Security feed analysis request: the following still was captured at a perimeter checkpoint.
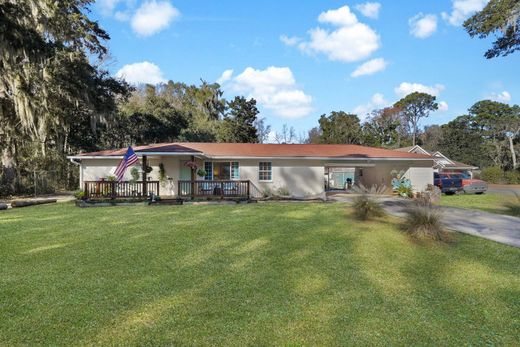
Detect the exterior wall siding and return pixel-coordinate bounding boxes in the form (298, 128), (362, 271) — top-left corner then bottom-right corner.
(79, 156), (434, 196)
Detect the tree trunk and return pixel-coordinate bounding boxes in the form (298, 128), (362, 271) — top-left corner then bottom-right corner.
(507, 135), (517, 169)
(1, 146), (16, 195)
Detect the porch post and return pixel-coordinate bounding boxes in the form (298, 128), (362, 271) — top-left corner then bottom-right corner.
(190, 155), (195, 199)
(142, 155), (148, 197)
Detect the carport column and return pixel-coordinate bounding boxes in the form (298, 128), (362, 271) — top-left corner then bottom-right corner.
(142, 155), (148, 197)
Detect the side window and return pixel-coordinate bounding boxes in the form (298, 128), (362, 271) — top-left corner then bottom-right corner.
(259, 162), (272, 181)
(231, 162), (240, 180)
(204, 162), (213, 180)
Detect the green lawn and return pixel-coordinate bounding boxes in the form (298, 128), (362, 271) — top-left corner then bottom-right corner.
(1, 202), (519, 346)
(439, 193), (519, 216)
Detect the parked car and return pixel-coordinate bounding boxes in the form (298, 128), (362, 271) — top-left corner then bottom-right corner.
(442, 172), (488, 194)
(433, 173), (463, 195)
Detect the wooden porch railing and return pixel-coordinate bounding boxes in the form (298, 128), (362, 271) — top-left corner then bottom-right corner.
(83, 181), (160, 199)
(178, 180), (250, 199)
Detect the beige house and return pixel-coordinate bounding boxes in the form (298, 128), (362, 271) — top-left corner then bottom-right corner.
(69, 143), (435, 198)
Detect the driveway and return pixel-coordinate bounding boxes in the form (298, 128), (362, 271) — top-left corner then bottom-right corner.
(329, 194), (520, 248)
(487, 184), (520, 196)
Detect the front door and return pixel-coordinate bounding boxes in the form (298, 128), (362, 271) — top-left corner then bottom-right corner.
(180, 161), (192, 180)
(180, 161), (192, 195)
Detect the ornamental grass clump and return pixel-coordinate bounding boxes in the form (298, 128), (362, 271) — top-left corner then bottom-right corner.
(351, 184), (386, 220)
(505, 193), (520, 217)
(403, 201), (450, 241)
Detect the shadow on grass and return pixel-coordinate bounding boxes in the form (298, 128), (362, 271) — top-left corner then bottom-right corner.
(1, 203), (519, 346)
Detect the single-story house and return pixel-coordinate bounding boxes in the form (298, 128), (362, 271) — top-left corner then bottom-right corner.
(68, 143), (435, 198)
(396, 145), (478, 177)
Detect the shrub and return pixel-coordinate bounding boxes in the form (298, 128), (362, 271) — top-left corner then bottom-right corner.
(481, 166), (503, 184)
(276, 186), (290, 196)
(505, 193), (520, 217)
(403, 202), (450, 241)
(351, 184), (386, 220)
(74, 190), (86, 200)
(352, 195), (385, 220)
(504, 171), (520, 184)
(262, 187), (273, 198)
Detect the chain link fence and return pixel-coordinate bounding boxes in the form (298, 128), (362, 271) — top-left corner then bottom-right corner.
(31, 170), (58, 196)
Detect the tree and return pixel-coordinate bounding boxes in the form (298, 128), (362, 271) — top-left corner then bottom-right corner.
(317, 111), (362, 144)
(0, 0), (130, 193)
(274, 124), (296, 144)
(394, 92), (438, 146)
(254, 117), (272, 144)
(362, 107), (401, 148)
(464, 0), (520, 58)
(438, 115), (488, 167)
(218, 97), (259, 143)
(420, 125), (444, 151)
(469, 100), (520, 169)
(306, 127), (322, 144)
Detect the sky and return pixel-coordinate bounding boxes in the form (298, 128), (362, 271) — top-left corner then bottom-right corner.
(92, 0), (519, 137)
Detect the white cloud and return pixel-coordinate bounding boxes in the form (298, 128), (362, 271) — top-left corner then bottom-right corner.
(438, 101), (449, 111)
(224, 66), (313, 119)
(131, 1), (180, 37)
(115, 61), (166, 85)
(353, 93), (390, 119)
(287, 5), (380, 63)
(441, 0), (489, 26)
(97, 0), (122, 15)
(394, 82), (445, 98)
(216, 69), (234, 85)
(355, 2), (381, 19)
(351, 58), (387, 77)
(280, 35), (301, 46)
(488, 91), (512, 102)
(409, 13), (437, 38)
(114, 10), (130, 21)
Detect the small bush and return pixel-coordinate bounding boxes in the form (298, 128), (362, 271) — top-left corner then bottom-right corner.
(352, 195), (385, 220)
(505, 193), (520, 217)
(276, 186), (291, 196)
(481, 166), (503, 184)
(351, 184), (386, 220)
(403, 202), (450, 241)
(504, 171), (520, 184)
(262, 187), (273, 198)
(74, 190), (86, 200)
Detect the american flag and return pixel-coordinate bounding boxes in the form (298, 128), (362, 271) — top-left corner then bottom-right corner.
(115, 147), (139, 182)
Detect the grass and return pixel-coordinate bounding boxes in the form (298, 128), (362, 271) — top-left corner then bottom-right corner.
(0, 202), (519, 346)
(439, 193), (519, 216)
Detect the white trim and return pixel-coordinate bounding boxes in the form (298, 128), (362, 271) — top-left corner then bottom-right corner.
(407, 145), (431, 156)
(258, 161), (272, 182)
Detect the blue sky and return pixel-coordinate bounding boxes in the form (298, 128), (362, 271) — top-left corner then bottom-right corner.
(92, 0), (519, 136)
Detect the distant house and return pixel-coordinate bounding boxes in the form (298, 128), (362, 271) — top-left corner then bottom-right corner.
(68, 143), (435, 198)
(396, 145), (478, 176)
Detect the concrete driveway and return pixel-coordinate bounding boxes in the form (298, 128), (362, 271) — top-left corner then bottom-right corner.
(329, 194), (520, 248)
(487, 184), (520, 196)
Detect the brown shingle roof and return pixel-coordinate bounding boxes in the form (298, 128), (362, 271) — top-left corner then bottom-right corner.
(76, 142), (433, 159)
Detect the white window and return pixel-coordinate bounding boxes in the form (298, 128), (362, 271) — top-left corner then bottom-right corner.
(259, 162), (272, 181)
(231, 162), (240, 180)
(204, 162), (213, 180)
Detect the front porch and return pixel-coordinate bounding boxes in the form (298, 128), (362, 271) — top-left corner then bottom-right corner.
(82, 179), (253, 201)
